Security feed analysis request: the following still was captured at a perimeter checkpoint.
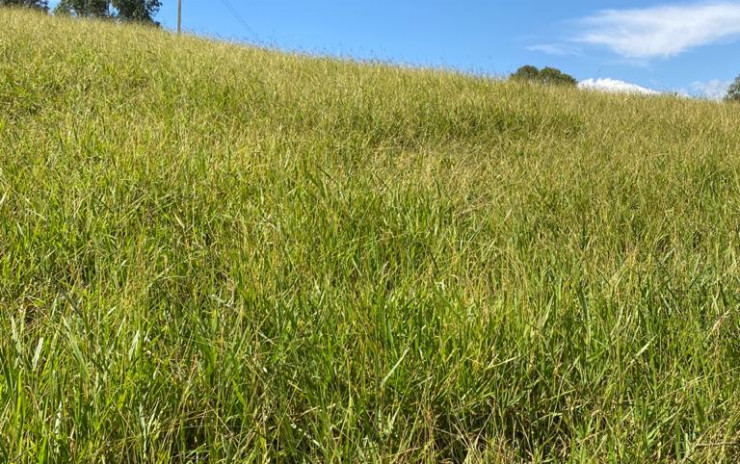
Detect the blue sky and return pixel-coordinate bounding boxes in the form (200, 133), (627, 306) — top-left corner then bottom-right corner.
(53, 1), (740, 97)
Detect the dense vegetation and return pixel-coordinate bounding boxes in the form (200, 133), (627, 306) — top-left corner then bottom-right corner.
(1, 9), (740, 464)
(54, 0), (161, 23)
(0, 0), (161, 22)
(0, 0), (48, 10)
(510, 65), (577, 87)
(726, 74), (740, 102)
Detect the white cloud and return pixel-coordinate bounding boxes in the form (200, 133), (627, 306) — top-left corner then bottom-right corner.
(526, 43), (581, 56)
(691, 79), (732, 99)
(575, 1), (740, 59)
(578, 78), (660, 95)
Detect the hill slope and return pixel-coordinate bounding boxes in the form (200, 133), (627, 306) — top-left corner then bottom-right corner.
(2, 9), (740, 464)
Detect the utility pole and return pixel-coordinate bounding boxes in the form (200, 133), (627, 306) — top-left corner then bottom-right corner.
(177, 0), (182, 34)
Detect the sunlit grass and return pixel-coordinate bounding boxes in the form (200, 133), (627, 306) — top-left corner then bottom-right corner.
(1, 8), (740, 464)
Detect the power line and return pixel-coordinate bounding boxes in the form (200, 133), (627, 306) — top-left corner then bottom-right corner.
(216, 0), (260, 42)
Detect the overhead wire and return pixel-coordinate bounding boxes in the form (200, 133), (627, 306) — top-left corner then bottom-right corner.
(215, 0), (261, 42)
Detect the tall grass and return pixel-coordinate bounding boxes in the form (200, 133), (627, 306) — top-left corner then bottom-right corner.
(1, 8), (740, 463)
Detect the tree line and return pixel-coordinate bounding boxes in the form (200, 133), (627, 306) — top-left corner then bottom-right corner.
(510, 65), (578, 87)
(0, 0), (161, 24)
(726, 78), (740, 102)
(511, 65), (740, 102)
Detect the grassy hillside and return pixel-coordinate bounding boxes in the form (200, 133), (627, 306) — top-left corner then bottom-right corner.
(2, 8), (740, 464)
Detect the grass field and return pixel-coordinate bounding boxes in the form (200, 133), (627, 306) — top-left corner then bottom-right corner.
(2, 8), (740, 463)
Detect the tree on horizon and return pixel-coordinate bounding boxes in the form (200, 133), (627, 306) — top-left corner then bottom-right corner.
(55, 0), (161, 24)
(726, 75), (740, 102)
(0, 0), (49, 10)
(511, 65), (577, 87)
